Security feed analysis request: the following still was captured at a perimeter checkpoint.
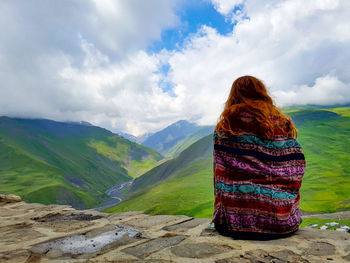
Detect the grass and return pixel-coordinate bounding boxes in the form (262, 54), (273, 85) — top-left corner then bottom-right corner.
(2, 106), (349, 214)
(128, 159), (161, 178)
(0, 117), (162, 208)
(88, 138), (162, 178)
(107, 106), (350, 217)
(325, 107), (350, 118)
(293, 110), (350, 212)
(105, 160), (214, 218)
(25, 184), (98, 209)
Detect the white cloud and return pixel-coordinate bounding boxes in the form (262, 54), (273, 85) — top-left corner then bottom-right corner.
(211, 0), (244, 15)
(89, 0), (179, 53)
(0, 0), (180, 135)
(274, 73), (350, 106)
(0, 0), (349, 136)
(163, 0), (350, 126)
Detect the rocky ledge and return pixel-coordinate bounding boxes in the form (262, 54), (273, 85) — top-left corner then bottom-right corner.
(0, 196), (350, 262)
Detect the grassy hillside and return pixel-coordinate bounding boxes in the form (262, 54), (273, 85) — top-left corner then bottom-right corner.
(0, 117), (162, 208)
(288, 108), (350, 212)
(107, 106), (350, 217)
(165, 126), (214, 158)
(106, 135), (214, 217)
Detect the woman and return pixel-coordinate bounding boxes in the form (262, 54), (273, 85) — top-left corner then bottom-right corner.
(212, 76), (305, 240)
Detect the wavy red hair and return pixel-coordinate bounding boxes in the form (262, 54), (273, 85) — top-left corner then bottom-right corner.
(216, 76), (297, 139)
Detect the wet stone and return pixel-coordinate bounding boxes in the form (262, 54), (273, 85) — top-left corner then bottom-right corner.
(163, 218), (211, 232)
(85, 225), (116, 238)
(306, 242), (336, 256)
(122, 235), (186, 259)
(170, 243), (231, 258)
(33, 225), (141, 255)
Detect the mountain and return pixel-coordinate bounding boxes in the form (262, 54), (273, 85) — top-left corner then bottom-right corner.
(165, 125), (214, 158)
(287, 107), (350, 213)
(118, 132), (154, 144)
(106, 134), (214, 217)
(117, 132), (138, 143)
(0, 117), (162, 209)
(107, 106), (350, 217)
(141, 120), (202, 155)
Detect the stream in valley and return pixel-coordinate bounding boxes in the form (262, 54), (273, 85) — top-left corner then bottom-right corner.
(93, 180), (133, 211)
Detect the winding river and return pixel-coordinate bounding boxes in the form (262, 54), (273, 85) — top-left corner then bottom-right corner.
(94, 180), (133, 211)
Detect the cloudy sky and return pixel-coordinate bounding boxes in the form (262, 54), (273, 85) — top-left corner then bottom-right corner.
(0, 0), (349, 135)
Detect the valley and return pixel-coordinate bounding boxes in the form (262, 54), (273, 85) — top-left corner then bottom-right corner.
(107, 106), (350, 217)
(0, 117), (162, 209)
(1, 105), (349, 217)
(94, 180), (133, 211)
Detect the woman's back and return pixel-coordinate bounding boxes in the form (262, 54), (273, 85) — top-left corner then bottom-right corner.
(213, 76), (306, 237)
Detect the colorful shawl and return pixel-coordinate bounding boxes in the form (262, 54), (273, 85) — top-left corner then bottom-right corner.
(213, 131), (306, 234)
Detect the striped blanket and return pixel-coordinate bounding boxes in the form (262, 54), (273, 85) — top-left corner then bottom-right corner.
(213, 132), (306, 234)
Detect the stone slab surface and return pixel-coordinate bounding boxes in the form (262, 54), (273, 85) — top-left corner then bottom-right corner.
(122, 235), (186, 259)
(0, 200), (350, 262)
(163, 218), (211, 232)
(170, 242), (231, 258)
(123, 214), (190, 229)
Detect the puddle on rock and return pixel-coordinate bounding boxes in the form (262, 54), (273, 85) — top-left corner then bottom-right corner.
(34, 225), (141, 255)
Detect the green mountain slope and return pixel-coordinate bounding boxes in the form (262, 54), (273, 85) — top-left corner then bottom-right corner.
(106, 135), (214, 217)
(107, 106), (350, 217)
(0, 117), (162, 208)
(289, 108), (350, 213)
(165, 126), (214, 158)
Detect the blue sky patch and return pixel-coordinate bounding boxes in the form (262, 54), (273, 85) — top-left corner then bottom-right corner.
(148, 0), (236, 53)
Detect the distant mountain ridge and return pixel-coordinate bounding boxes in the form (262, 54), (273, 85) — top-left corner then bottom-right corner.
(0, 117), (162, 209)
(141, 120), (202, 155)
(133, 120), (214, 157)
(165, 125), (214, 158)
(118, 120), (214, 157)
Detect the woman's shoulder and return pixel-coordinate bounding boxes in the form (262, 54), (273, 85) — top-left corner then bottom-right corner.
(213, 130), (301, 149)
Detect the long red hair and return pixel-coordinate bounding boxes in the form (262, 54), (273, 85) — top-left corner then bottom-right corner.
(216, 76), (297, 139)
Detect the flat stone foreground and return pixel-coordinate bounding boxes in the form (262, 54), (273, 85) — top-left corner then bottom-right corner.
(0, 201), (349, 262)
